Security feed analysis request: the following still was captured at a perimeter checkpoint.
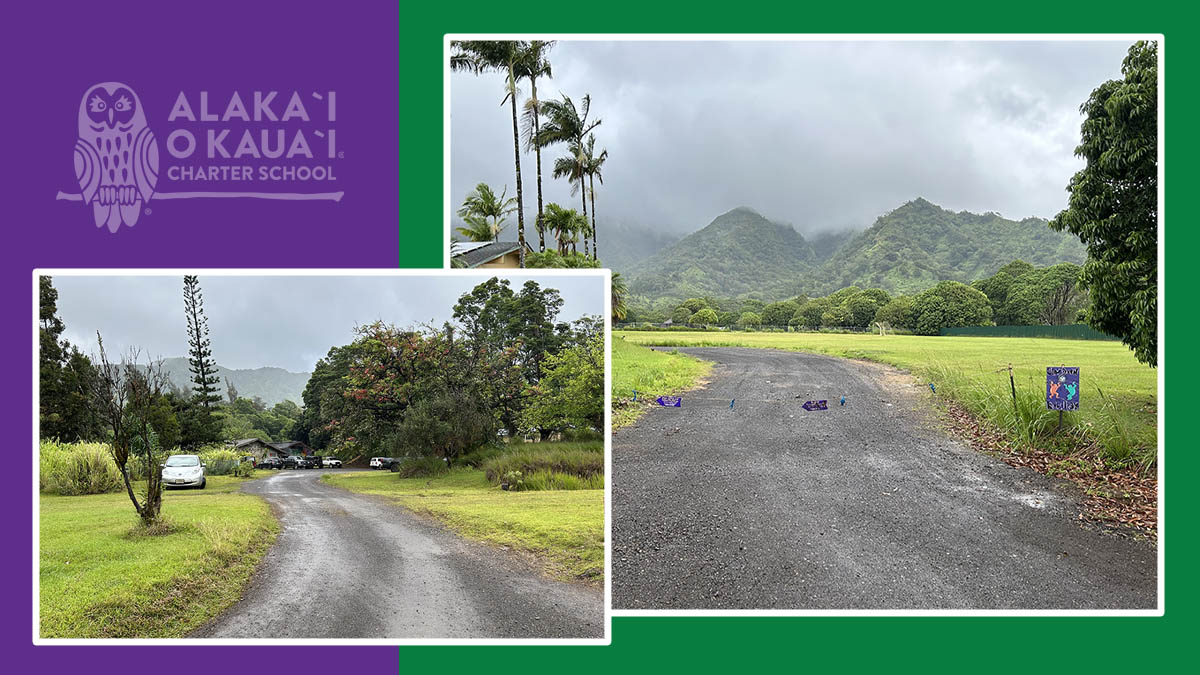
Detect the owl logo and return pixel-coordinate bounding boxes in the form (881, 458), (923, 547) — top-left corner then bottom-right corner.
(74, 82), (158, 233)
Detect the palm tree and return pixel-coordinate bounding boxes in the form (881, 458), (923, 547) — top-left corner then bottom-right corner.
(456, 182), (515, 242)
(581, 134), (607, 260)
(536, 94), (600, 252)
(518, 41), (555, 253)
(543, 202), (586, 255)
(551, 152), (587, 254)
(611, 272), (629, 322)
(450, 40), (530, 266)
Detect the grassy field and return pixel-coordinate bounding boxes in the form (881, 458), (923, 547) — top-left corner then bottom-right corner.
(611, 337), (712, 428)
(616, 331), (1157, 470)
(323, 460), (604, 583)
(39, 474), (278, 638)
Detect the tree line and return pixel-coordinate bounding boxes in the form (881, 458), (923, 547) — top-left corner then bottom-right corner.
(291, 277), (602, 459)
(622, 259), (1091, 336)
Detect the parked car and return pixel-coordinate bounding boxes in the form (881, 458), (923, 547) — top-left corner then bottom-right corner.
(378, 457), (408, 471)
(259, 457), (283, 470)
(322, 457), (342, 468)
(369, 457), (386, 469)
(282, 456), (301, 469)
(162, 454), (206, 489)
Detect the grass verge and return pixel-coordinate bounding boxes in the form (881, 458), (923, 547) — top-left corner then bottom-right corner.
(611, 337), (712, 428)
(322, 465), (603, 583)
(617, 330), (1156, 470)
(39, 474), (278, 638)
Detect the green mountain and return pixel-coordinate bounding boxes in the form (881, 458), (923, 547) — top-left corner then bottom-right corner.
(158, 357), (310, 407)
(820, 198), (1086, 294)
(622, 199), (1086, 301)
(626, 207), (818, 299)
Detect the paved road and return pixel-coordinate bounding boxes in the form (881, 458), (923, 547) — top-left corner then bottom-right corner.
(194, 469), (603, 638)
(613, 347), (1156, 610)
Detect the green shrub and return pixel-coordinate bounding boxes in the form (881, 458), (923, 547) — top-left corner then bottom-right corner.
(501, 470), (525, 490)
(39, 441), (123, 496)
(197, 447), (250, 475)
(230, 461), (255, 478)
(395, 456), (451, 478)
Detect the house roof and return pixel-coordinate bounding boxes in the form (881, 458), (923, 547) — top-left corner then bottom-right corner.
(268, 441), (308, 450)
(453, 241), (523, 268)
(232, 438), (268, 447)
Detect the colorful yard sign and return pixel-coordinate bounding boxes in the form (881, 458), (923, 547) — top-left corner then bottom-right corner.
(801, 400), (828, 411)
(1046, 367), (1080, 411)
(656, 395), (682, 407)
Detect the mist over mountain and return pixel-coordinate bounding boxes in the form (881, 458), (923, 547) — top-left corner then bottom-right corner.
(157, 358), (310, 407)
(599, 223), (682, 273)
(619, 198), (1086, 301)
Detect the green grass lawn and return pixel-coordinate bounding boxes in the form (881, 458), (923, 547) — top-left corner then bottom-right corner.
(616, 330), (1157, 469)
(611, 337), (712, 428)
(322, 467), (604, 583)
(39, 474), (278, 638)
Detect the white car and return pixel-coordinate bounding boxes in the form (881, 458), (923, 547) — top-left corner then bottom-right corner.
(322, 457), (342, 468)
(369, 457), (386, 469)
(162, 454), (206, 489)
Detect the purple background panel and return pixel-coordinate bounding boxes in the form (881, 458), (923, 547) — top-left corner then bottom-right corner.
(3, 1), (399, 671)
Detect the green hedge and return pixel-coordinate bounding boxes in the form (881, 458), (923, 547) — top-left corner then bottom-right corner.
(940, 324), (1117, 340)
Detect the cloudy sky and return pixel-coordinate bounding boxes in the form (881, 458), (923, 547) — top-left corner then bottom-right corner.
(51, 274), (605, 372)
(450, 39), (1132, 235)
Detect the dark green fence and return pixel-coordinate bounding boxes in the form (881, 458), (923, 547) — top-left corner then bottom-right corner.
(940, 324), (1117, 340)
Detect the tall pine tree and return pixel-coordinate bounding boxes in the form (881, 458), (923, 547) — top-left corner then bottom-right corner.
(180, 276), (223, 447)
(183, 275), (222, 407)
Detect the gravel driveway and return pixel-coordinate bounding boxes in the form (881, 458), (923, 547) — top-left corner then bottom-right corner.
(193, 469), (604, 638)
(612, 347), (1157, 610)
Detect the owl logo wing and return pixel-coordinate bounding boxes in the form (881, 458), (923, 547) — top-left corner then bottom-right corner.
(73, 138), (103, 205)
(131, 126), (158, 202)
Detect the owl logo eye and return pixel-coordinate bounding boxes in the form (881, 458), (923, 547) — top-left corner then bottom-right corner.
(89, 95), (107, 112)
(114, 95), (133, 112)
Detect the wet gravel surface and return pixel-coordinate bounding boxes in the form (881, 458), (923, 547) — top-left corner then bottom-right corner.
(193, 469), (604, 638)
(612, 347), (1157, 610)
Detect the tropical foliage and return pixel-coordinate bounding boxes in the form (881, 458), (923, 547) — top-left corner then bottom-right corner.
(452, 41), (611, 268)
(456, 182), (516, 242)
(1050, 41), (1158, 366)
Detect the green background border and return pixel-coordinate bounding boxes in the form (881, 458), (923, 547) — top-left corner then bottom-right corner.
(402, 2), (1187, 668)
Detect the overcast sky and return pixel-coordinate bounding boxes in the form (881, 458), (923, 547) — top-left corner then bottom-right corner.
(450, 39), (1133, 234)
(52, 274), (604, 372)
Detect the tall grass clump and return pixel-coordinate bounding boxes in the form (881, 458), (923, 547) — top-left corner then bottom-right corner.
(39, 441), (122, 496)
(923, 361), (1152, 469)
(517, 469), (604, 491)
(482, 442), (603, 490)
(1093, 387), (1156, 471)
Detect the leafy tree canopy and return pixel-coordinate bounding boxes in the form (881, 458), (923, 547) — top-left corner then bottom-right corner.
(1050, 41), (1157, 366)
